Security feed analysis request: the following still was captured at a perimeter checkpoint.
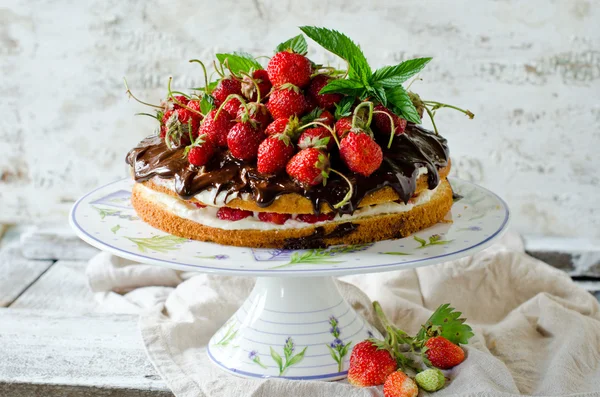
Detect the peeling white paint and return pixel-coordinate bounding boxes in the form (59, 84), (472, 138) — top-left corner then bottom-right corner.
(1, 0), (599, 239)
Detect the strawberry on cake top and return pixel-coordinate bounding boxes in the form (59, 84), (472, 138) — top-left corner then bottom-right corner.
(125, 26), (473, 248)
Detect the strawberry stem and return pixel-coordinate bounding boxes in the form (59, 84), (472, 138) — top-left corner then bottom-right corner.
(351, 101), (373, 129)
(424, 107), (439, 135)
(189, 59), (210, 94)
(167, 77), (204, 118)
(123, 78), (164, 109)
(299, 121), (340, 148)
(330, 169), (353, 209)
(240, 71), (262, 103)
(423, 101), (475, 119)
(373, 110), (397, 148)
(214, 93), (247, 121)
(212, 60), (225, 78)
(135, 112), (161, 122)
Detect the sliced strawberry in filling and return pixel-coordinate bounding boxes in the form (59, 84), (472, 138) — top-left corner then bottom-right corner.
(191, 201), (206, 208)
(216, 207), (253, 221)
(296, 213), (335, 223)
(258, 212), (291, 225)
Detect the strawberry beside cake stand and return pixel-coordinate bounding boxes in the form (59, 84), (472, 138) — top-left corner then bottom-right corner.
(70, 177), (509, 381)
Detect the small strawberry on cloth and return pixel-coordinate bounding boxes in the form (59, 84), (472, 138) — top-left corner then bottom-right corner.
(87, 232), (600, 396)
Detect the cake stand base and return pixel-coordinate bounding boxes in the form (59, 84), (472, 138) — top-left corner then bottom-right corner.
(207, 276), (382, 381)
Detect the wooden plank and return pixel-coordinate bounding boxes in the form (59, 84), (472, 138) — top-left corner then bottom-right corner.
(10, 260), (98, 313)
(19, 225), (99, 261)
(0, 243), (53, 307)
(0, 309), (171, 396)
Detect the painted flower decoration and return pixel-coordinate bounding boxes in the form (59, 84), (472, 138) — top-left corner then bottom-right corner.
(326, 315), (352, 372)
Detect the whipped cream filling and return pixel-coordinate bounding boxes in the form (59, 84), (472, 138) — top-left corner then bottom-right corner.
(137, 182), (439, 231)
(150, 167), (429, 207)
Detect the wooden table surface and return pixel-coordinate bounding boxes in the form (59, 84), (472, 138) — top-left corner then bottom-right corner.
(1, 225), (598, 396)
(0, 226), (172, 396)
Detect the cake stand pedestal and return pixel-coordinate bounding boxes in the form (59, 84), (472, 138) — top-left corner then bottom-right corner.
(207, 276), (381, 380)
(70, 177), (509, 381)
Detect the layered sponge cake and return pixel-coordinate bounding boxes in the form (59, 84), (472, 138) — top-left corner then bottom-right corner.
(125, 26), (470, 248)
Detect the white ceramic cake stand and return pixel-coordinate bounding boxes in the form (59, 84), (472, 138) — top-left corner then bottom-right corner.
(70, 177), (509, 381)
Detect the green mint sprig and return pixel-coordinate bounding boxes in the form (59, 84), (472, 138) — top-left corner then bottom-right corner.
(299, 26), (427, 124)
(215, 51), (262, 75)
(300, 26), (372, 84)
(276, 34), (308, 54)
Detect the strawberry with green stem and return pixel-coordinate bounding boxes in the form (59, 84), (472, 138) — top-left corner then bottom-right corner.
(185, 134), (214, 167)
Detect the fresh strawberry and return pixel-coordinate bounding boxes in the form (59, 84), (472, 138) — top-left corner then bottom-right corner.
(171, 95), (189, 109)
(383, 371), (418, 397)
(424, 336), (465, 369)
(304, 95), (318, 113)
(161, 108), (198, 146)
(307, 75), (343, 110)
(198, 109), (235, 148)
(186, 134), (214, 166)
(335, 116), (353, 138)
(257, 212), (291, 224)
(316, 109), (335, 126)
(176, 107), (200, 134)
(227, 122), (265, 161)
(414, 368), (445, 392)
(347, 340), (397, 387)
(373, 105), (407, 136)
(213, 77), (242, 106)
(257, 134), (295, 174)
(186, 99), (201, 113)
(267, 84), (307, 120)
(267, 51), (312, 88)
(237, 103), (271, 131)
(216, 207), (253, 221)
(286, 148), (329, 186)
(296, 213), (335, 223)
(265, 117), (300, 137)
(213, 78), (243, 117)
(297, 127), (334, 151)
(340, 131), (383, 176)
(241, 69), (272, 102)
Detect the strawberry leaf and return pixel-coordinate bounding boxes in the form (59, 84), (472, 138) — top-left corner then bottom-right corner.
(334, 96), (355, 119)
(386, 85), (422, 124)
(199, 94), (215, 115)
(417, 303), (475, 345)
(319, 78), (365, 97)
(371, 58), (432, 88)
(299, 26), (372, 84)
(216, 52), (262, 75)
(276, 34), (308, 55)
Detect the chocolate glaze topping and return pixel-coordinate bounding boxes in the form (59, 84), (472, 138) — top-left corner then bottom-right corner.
(126, 124), (449, 215)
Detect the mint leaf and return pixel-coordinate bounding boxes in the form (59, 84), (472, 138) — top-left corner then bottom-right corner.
(200, 94), (214, 114)
(276, 34), (308, 55)
(216, 52), (262, 75)
(319, 78), (365, 96)
(417, 304), (475, 345)
(367, 85), (387, 106)
(386, 85), (422, 124)
(371, 58), (432, 88)
(299, 26), (372, 84)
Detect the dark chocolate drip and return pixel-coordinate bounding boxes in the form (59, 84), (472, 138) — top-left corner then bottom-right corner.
(126, 124), (449, 213)
(283, 223), (358, 249)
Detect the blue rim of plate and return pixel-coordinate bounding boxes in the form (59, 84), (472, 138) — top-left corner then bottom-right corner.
(69, 177), (510, 276)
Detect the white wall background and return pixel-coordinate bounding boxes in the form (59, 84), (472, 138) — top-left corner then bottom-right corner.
(1, 0), (599, 238)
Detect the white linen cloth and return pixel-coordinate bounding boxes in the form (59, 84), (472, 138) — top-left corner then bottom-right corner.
(86, 233), (600, 396)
